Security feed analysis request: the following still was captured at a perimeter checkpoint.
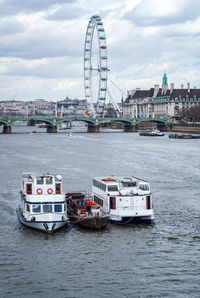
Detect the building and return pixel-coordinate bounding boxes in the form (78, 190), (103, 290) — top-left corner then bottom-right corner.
(0, 99), (57, 116)
(122, 73), (200, 119)
(57, 97), (87, 117)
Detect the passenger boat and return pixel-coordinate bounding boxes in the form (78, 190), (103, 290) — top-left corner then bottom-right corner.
(92, 176), (154, 224)
(17, 173), (68, 233)
(139, 129), (164, 136)
(65, 192), (109, 229)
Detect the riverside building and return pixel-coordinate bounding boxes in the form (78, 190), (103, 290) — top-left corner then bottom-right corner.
(122, 73), (200, 119)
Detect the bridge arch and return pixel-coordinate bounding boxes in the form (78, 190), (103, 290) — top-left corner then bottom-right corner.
(0, 119), (8, 126)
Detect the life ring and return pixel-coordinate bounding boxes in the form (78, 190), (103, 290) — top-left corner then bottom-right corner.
(47, 188), (53, 194)
(37, 188), (43, 195)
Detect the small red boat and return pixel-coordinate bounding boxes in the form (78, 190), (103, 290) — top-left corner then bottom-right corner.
(38, 124), (49, 128)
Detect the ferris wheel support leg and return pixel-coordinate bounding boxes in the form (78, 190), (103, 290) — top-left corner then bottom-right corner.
(87, 124), (99, 133)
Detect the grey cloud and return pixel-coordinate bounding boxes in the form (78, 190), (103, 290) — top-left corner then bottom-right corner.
(124, 0), (200, 26)
(0, 17), (25, 35)
(46, 3), (87, 20)
(0, 0), (76, 16)
(0, 20), (84, 60)
(46, 4), (112, 21)
(1, 57), (81, 79)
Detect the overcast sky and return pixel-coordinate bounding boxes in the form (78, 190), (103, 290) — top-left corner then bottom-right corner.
(1, 0), (200, 102)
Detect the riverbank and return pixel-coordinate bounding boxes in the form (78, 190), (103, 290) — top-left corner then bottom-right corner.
(168, 124), (200, 133)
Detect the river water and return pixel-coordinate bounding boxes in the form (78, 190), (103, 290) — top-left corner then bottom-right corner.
(0, 125), (200, 298)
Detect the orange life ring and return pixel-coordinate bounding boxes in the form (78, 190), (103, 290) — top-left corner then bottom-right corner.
(47, 188), (53, 194)
(37, 188), (43, 195)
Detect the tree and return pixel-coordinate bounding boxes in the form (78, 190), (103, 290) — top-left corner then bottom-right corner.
(181, 104), (200, 123)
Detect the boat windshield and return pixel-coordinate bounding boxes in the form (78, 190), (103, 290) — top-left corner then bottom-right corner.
(32, 204), (41, 213)
(46, 176), (53, 185)
(122, 182), (137, 187)
(139, 184), (149, 191)
(43, 204), (52, 213)
(36, 177), (44, 185)
(54, 204), (62, 212)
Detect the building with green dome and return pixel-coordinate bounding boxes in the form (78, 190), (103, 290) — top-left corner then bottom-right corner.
(122, 73), (200, 119)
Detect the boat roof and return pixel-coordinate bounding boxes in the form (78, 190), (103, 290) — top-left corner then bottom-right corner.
(22, 173), (62, 180)
(94, 176), (148, 184)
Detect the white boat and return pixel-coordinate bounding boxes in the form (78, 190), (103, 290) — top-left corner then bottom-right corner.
(92, 176), (155, 224)
(17, 173), (68, 233)
(139, 129), (164, 136)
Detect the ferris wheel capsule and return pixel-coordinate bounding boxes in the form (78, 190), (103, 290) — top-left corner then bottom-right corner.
(84, 15), (108, 118)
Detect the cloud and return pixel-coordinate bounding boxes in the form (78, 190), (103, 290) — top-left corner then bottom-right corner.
(0, 17), (25, 35)
(0, 56), (82, 78)
(0, 0), (200, 101)
(0, 13), (86, 59)
(0, 0), (76, 16)
(124, 0), (200, 26)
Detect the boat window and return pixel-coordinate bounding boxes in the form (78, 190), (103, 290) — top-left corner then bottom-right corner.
(46, 176), (53, 185)
(32, 204), (41, 213)
(54, 204), (62, 212)
(43, 204), (52, 213)
(26, 204), (30, 212)
(122, 182), (137, 187)
(93, 179), (106, 191)
(26, 183), (32, 194)
(37, 177), (44, 185)
(55, 183), (61, 194)
(94, 195), (103, 206)
(107, 185), (118, 192)
(139, 184), (149, 191)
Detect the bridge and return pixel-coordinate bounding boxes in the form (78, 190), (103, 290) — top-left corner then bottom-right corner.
(0, 116), (168, 133)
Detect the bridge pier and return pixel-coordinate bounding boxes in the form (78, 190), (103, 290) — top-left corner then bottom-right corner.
(87, 125), (99, 133)
(3, 125), (12, 134)
(124, 125), (136, 132)
(46, 125), (57, 133)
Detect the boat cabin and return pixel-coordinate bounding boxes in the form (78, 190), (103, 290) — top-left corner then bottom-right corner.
(21, 173), (62, 196)
(92, 176), (154, 223)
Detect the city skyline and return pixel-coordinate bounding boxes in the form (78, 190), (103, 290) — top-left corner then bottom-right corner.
(0, 0), (200, 101)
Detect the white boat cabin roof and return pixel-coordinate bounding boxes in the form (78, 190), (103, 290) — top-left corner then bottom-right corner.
(22, 173), (62, 182)
(93, 176), (148, 185)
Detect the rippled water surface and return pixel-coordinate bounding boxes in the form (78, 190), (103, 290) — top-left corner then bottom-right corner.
(0, 126), (200, 297)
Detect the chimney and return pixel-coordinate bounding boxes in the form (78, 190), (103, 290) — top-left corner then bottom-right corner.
(153, 84), (159, 97)
(187, 83), (190, 93)
(170, 83), (174, 94)
(194, 86), (196, 89)
(181, 84), (184, 89)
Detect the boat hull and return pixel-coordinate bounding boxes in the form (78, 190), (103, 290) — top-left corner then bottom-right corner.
(111, 216), (154, 225)
(77, 215), (109, 229)
(140, 133), (164, 136)
(17, 209), (67, 233)
(69, 213), (109, 230)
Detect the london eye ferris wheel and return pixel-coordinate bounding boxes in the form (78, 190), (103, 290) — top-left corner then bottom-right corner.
(84, 15), (108, 118)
